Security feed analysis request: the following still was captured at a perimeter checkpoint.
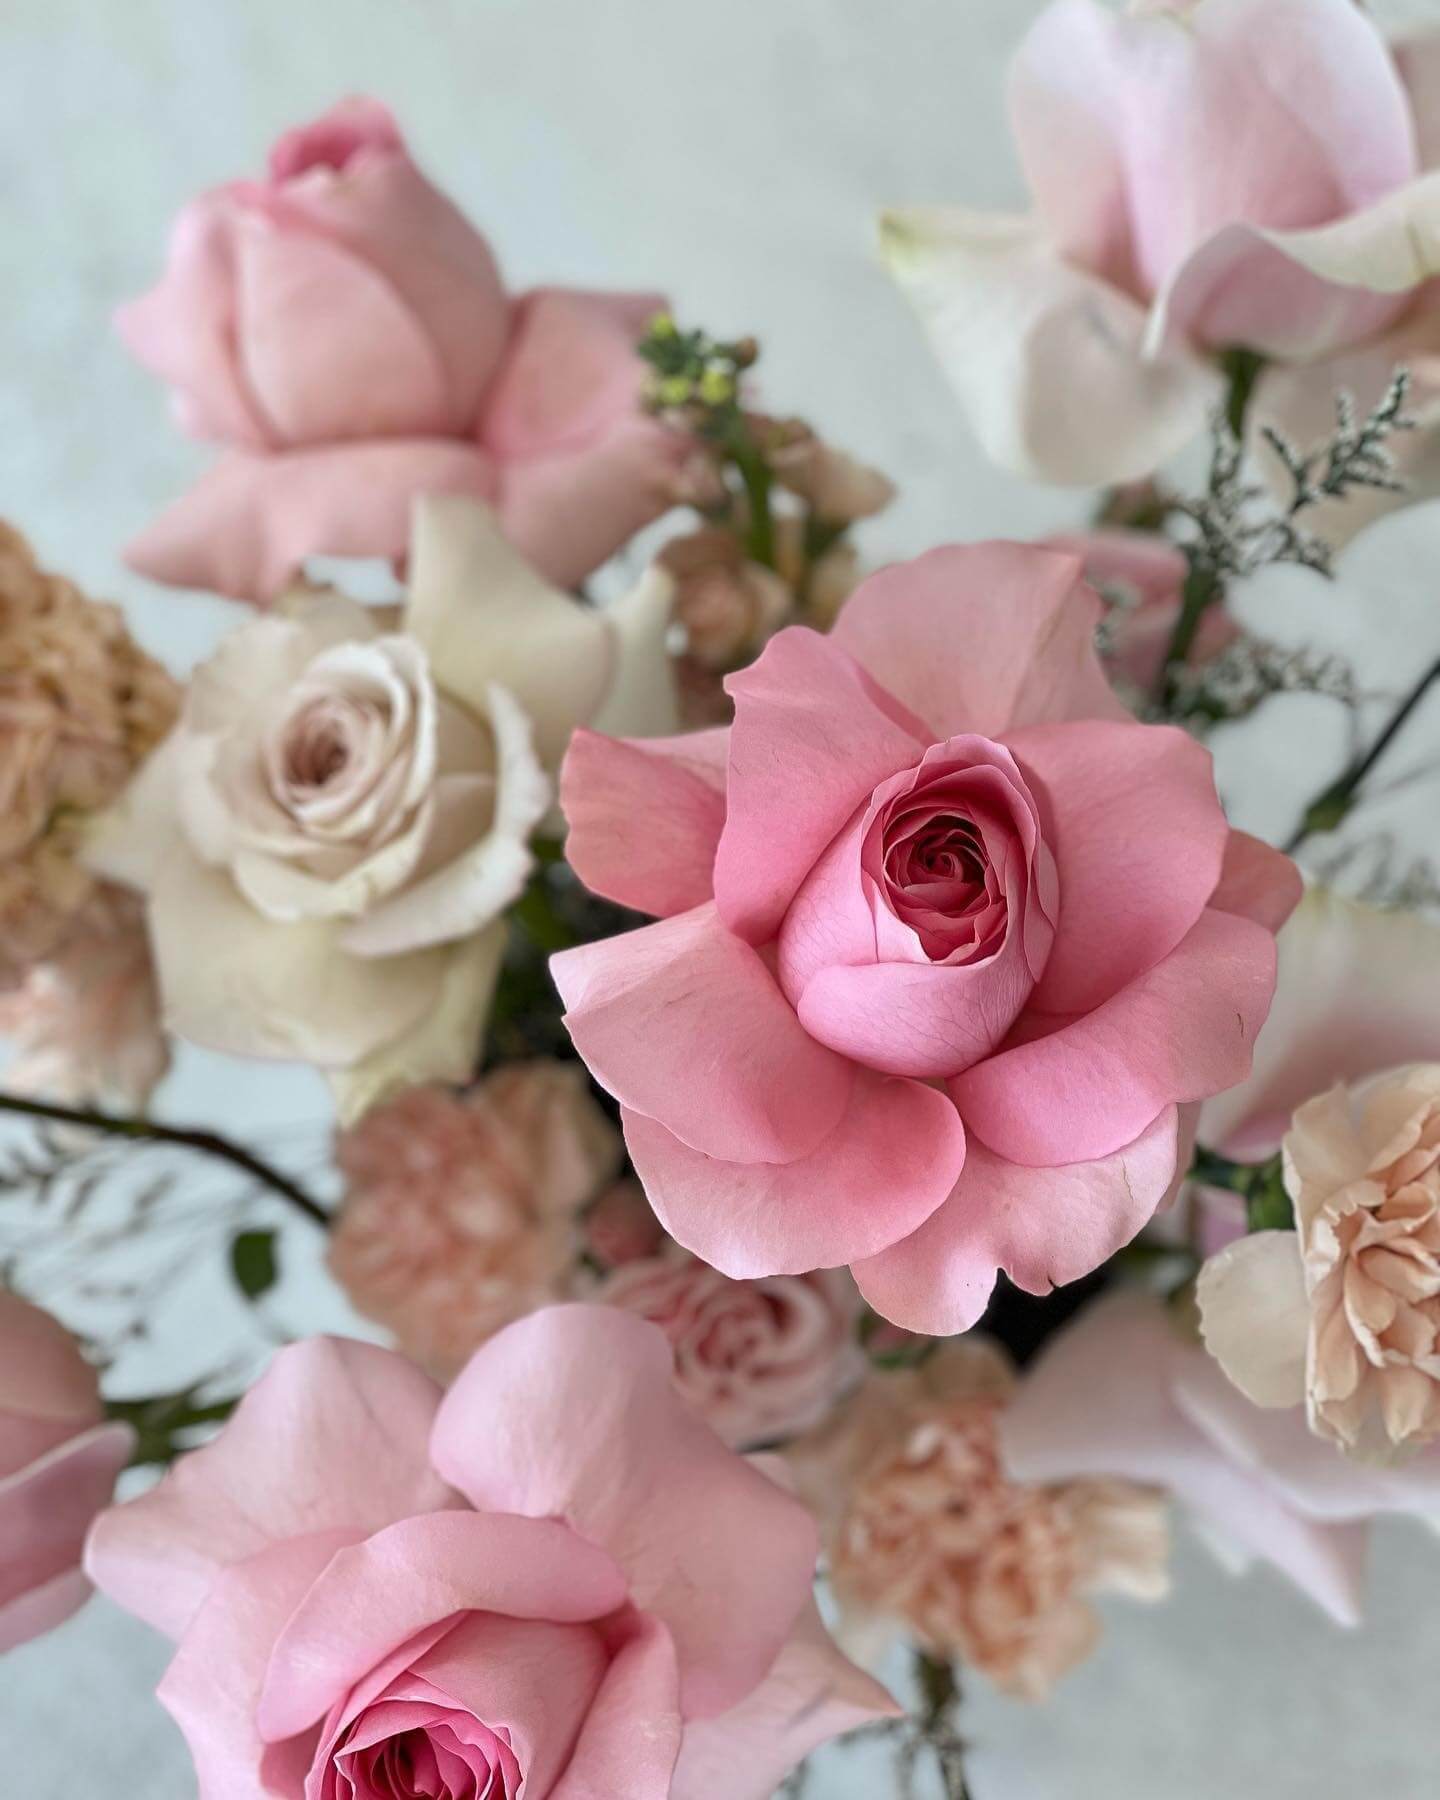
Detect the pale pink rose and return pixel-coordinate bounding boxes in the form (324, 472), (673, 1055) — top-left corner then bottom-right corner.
(553, 544), (1299, 1333)
(883, 0), (1440, 486)
(1200, 1064), (1440, 1462)
(120, 96), (686, 602)
(0, 524), (179, 985)
(592, 1250), (863, 1449)
(1002, 1291), (1440, 1625)
(0, 883), (169, 1109)
(85, 1307), (897, 1797)
(1201, 888), (1440, 1163)
(0, 1291), (133, 1653)
(582, 1178), (666, 1269)
(89, 496), (678, 1119)
(1043, 530), (1237, 694)
(330, 1065), (622, 1377)
(791, 1341), (1168, 1699)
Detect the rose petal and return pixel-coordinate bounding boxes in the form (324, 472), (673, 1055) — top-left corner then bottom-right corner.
(954, 907), (1277, 1166)
(1201, 887), (1440, 1160)
(830, 541), (1127, 741)
(401, 493), (613, 768)
(232, 212), (452, 441)
(713, 628), (926, 943)
(559, 727), (728, 917)
(550, 1615), (683, 1800)
(623, 1072), (967, 1277)
(1208, 831), (1304, 935)
(1196, 1231), (1310, 1409)
(258, 1512), (627, 1740)
(879, 205), (1220, 487)
(125, 441), (498, 605)
(155, 1531), (361, 1800)
(670, 1599), (899, 1800)
(552, 903), (855, 1163)
(431, 1306), (819, 1718)
(1004, 719), (1230, 1014)
(853, 1108), (1179, 1334)
(85, 1337), (453, 1639)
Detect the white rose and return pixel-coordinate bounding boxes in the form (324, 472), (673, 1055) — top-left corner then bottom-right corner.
(90, 495), (676, 1118)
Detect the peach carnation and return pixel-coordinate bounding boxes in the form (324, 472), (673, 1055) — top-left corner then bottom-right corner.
(0, 524), (178, 985)
(328, 1062), (621, 1376)
(792, 1341), (1169, 1698)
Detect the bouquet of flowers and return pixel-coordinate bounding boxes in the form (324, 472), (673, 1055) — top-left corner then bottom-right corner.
(5, 4), (1440, 1793)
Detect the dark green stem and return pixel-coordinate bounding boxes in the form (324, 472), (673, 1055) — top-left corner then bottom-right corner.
(731, 434), (776, 567)
(1285, 654), (1440, 852)
(1153, 346), (1265, 703)
(0, 1091), (329, 1228)
(107, 1390), (240, 1467)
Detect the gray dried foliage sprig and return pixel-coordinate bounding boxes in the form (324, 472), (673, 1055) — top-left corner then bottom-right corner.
(1170, 633), (1359, 724)
(1312, 832), (1440, 913)
(1181, 368), (1417, 582)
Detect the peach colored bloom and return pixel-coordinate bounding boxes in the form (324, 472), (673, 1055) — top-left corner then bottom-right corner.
(1201, 1063), (1440, 1461)
(662, 529), (791, 673)
(592, 1249), (863, 1449)
(0, 525), (178, 986)
(768, 431), (895, 524)
(0, 883), (169, 1109)
(330, 1064), (621, 1376)
(791, 1341), (1168, 1698)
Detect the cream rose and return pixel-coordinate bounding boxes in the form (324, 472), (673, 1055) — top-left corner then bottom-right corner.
(1201, 1063), (1440, 1461)
(91, 495), (676, 1117)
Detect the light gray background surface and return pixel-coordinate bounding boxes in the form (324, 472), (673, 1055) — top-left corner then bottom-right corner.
(5, 1), (1440, 1794)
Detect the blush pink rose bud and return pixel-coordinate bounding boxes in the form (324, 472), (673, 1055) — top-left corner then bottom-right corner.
(120, 97), (688, 601)
(330, 1066), (622, 1377)
(0, 1291), (134, 1653)
(789, 1339), (1169, 1699)
(592, 1249), (864, 1449)
(85, 1306), (898, 1797)
(883, 0), (1440, 486)
(554, 542), (1300, 1334)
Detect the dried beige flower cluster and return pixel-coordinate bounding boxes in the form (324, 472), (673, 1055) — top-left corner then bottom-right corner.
(0, 525), (178, 986)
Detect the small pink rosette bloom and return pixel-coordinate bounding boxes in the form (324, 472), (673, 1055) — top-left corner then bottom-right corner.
(0, 1291), (133, 1653)
(553, 543), (1300, 1333)
(84, 1306), (896, 1798)
(120, 97), (685, 601)
(593, 1250), (864, 1449)
(884, 0), (1440, 487)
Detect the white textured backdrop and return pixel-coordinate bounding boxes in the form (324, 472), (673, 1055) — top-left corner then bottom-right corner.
(5, 0), (1440, 1794)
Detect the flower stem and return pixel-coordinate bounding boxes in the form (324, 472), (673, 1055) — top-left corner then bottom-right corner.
(0, 1091), (330, 1228)
(1285, 653), (1440, 852)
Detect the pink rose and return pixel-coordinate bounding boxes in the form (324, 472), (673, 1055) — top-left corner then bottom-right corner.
(592, 1250), (864, 1448)
(120, 97), (685, 601)
(553, 544), (1299, 1333)
(883, 0), (1440, 486)
(1043, 530), (1236, 695)
(1002, 1291), (1440, 1626)
(0, 1291), (133, 1653)
(84, 1307), (895, 1797)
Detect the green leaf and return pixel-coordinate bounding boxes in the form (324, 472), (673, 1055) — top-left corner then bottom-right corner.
(230, 1229), (279, 1302)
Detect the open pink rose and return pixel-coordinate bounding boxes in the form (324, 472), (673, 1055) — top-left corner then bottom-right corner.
(84, 1306), (895, 1797)
(883, 0), (1440, 486)
(553, 543), (1300, 1333)
(121, 97), (685, 601)
(1002, 1291), (1440, 1626)
(0, 1291), (133, 1653)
